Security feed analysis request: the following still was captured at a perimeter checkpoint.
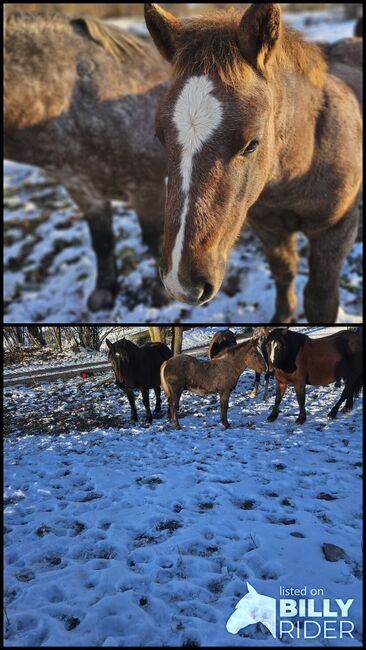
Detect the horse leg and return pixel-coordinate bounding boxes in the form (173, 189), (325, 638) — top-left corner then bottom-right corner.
(263, 371), (270, 401)
(250, 373), (260, 398)
(130, 182), (168, 307)
(66, 190), (118, 312)
(254, 227), (298, 323)
(154, 386), (162, 414)
(219, 391), (231, 429)
(328, 380), (352, 418)
(304, 208), (358, 323)
(294, 381), (306, 424)
(267, 380), (287, 422)
(169, 392), (181, 430)
(141, 387), (153, 424)
(125, 388), (138, 423)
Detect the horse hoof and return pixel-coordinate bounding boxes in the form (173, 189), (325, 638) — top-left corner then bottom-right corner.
(267, 413), (278, 423)
(87, 289), (115, 312)
(327, 410), (337, 419)
(296, 416), (306, 424)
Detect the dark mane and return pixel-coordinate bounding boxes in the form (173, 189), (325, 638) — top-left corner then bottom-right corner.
(173, 10), (327, 88)
(218, 339), (253, 358)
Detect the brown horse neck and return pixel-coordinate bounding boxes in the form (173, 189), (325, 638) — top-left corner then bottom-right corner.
(220, 341), (254, 376)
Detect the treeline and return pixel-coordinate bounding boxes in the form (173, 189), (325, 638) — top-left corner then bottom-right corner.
(3, 326), (185, 356)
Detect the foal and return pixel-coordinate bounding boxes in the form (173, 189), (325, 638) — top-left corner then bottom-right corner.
(161, 341), (266, 429)
(107, 338), (172, 423)
(4, 10), (170, 311)
(144, 3), (362, 323)
(266, 327), (362, 423)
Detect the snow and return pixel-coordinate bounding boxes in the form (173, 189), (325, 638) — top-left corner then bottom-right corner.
(4, 12), (363, 324)
(3, 328), (363, 647)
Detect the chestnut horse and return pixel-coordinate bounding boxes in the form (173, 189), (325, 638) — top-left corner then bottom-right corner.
(161, 340), (266, 429)
(107, 338), (172, 423)
(266, 327), (362, 423)
(144, 3), (362, 323)
(4, 10), (170, 311)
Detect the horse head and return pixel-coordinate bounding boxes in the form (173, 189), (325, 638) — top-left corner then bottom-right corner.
(145, 2), (282, 305)
(265, 327), (289, 370)
(226, 582), (276, 638)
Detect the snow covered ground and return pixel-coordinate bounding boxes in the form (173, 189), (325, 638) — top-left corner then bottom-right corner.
(3, 11), (363, 324)
(3, 328), (363, 647)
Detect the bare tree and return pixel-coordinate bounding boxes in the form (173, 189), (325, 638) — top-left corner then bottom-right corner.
(149, 327), (164, 344)
(27, 326), (46, 347)
(172, 326), (184, 356)
(54, 327), (62, 351)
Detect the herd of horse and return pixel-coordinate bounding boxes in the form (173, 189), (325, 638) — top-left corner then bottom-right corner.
(107, 327), (362, 429)
(4, 3), (363, 322)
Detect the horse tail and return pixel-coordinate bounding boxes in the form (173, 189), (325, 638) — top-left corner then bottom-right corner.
(352, 373), (363, 401)
(160, 360), (170, 398)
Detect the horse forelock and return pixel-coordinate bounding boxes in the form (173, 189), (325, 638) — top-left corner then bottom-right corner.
(172, 10), (327, 89)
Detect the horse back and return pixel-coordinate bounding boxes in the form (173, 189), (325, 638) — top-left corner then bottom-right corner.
(297, 331), (362, 385)
(326, 38), (363, 108)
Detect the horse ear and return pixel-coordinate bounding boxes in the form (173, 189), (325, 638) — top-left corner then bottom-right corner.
(106, 339), (113, 351)
(238, 3), (282, 74)
(144, 3), (180, 63)
(247, 582), (257, 595)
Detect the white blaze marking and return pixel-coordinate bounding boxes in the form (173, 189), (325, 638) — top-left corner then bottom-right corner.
(256, 346), (267, 371)
(164, 76), (223, 298)
(269, 341), (278, 364)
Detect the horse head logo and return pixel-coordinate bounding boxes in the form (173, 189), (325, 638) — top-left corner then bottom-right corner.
(226, 582), (276, 638)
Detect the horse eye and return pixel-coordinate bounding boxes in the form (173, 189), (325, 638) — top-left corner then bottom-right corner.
(241, 139), (260, 157)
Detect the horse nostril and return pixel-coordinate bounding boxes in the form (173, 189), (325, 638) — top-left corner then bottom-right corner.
(200, 282), (214, 304)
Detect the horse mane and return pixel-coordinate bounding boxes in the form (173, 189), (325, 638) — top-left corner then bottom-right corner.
(73, 17), (150, 61)
(4, 9), (151, 62)
(172, 10), (327, 88)
(218, 338), (253, 359)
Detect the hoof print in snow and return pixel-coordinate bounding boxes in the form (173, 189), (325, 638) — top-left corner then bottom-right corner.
(266, 491), (278, 498)
(156, 520), (182, 534)
(99, 521), (111, 530)
(134, 533), (159, 547)
(71, 521), (86, 536)
(172, 503), (183, 513)
(36, 524), (52, 537)
(290, 531), (305, 538)
(317, 492), (337, 501)
(322, 543), (346, 562)
(208, 580), (223, 594)
(239, 499), (256, 510)
(78, 491), (102, 502)
(199, 501), (214, 510)
(139, 596), (148, 607)
(182, 638), (200, 647)
(64, 616), (80, 631)
(281, 498), (294, 507)
(45, 555), (62, 567)
(16, 571), (34, 582)
(136, 476), (163, 486)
